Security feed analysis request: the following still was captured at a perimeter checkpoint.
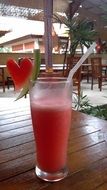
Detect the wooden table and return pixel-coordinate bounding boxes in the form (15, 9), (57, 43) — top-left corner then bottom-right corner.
(0, 105), (107, 190)
(0, 65), (6, 92)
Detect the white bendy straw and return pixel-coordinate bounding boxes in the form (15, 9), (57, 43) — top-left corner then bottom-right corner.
(67, 42), (96, 84)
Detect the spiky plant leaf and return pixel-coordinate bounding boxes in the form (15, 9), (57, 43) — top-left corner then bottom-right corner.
(54, 13), (97, 56)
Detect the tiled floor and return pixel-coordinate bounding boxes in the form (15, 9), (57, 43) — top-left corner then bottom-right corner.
(81, 80), (107, 106)
(0, 80), (107, 109)
(0, 87), (30, 110)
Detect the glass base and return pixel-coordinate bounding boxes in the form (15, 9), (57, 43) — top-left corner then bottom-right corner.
(35, 166), (68, 182)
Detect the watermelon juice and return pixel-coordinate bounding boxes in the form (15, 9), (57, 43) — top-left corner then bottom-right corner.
(30, 79), (72, 181)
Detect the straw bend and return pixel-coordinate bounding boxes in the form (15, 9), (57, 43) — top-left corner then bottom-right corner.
(67, 42), (96, 82)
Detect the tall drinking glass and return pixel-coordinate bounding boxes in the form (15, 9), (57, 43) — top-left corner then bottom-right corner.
(29, 78), (72, 182)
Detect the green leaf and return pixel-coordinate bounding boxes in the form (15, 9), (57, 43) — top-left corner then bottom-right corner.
(15, 81), (29, 101)
(15, 49), (41, 101)
(32, 49), (41, 81)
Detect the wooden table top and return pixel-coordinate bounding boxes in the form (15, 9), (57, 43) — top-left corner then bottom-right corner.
(0, 105), (107, 190)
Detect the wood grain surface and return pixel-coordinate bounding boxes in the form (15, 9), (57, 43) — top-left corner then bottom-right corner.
(0, 106), (107, 190)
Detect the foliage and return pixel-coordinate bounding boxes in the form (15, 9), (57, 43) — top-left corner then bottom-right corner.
(67, 19), (97, 55)
(54, 13), (97, 56)
(73, 91), (92, 111)
(82, 105), (107, 120)
(73, 92), (107, 120)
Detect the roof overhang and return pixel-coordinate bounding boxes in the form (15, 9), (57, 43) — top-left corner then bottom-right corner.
(0, 1), (107, 40)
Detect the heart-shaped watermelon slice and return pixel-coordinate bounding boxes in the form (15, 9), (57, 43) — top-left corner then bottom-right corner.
(7, 58), (33, 90)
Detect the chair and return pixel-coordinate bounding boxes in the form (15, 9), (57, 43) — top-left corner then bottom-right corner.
(7, 76), (15, 89)
(66, 56), (82, 96)
(91, 57), (107, 91)
(0, 65), (6, 92)
(81, 59), (92, 83)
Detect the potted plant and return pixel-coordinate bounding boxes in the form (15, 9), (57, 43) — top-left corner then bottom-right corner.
(54, 14), (98, 96)
(54, 13), (97, 59)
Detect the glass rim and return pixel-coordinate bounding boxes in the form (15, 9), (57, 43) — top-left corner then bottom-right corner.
(30, 77), (71, 84)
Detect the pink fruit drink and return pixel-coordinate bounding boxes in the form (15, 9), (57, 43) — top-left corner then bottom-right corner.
(30, 95), (71, 173)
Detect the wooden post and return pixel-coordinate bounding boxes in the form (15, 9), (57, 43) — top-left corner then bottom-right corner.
(44, 0), (53, 73)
